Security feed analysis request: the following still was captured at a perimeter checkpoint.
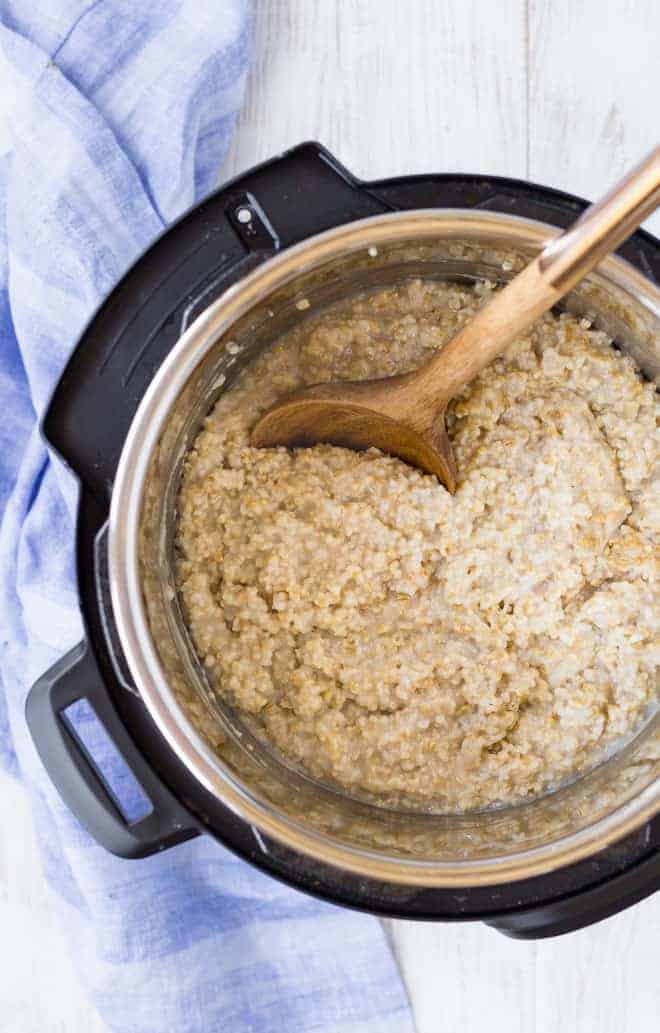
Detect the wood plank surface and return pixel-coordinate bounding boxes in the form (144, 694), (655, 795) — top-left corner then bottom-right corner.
(225, 0), (528, 182)
(528, 0), (659, 234)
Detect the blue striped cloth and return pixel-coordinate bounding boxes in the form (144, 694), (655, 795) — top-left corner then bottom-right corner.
(0, 5), (414, 1031)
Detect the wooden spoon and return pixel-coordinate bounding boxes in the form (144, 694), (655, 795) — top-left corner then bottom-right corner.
(252, 147), (660, 491)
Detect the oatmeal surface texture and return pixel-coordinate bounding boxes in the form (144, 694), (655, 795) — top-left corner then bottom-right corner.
(176, 279), (659, 811)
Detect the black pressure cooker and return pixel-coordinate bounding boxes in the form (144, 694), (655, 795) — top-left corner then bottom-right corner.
(26, 143), (660, 938)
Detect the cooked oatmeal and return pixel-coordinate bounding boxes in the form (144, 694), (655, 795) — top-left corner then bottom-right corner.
(175, 280), (659, 811)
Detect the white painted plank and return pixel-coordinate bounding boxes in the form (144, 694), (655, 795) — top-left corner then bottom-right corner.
(387, 919), (538, 1033)
(528, 0), (660, 235)
(224, 0), (528, 183)
(389, 896), (660, 1033)
(534, 897), (660, 1033)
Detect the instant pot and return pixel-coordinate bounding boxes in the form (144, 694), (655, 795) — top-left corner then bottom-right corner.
(26, 143), (660, 938)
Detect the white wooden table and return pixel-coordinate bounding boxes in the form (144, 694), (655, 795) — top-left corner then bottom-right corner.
(1, 3), (659, 1031)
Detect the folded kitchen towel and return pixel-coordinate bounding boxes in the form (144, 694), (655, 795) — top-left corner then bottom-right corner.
(0, 4), (414, 1031)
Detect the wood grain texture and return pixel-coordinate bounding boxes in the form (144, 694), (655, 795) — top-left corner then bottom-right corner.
(528, 0), (660, 235)
(2, 1), (659, 1031)
(224, 0), (528, 182)
(388, 895), (660, 1033)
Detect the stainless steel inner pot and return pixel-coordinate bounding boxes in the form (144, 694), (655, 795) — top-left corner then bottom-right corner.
(109, 211), (660, 887)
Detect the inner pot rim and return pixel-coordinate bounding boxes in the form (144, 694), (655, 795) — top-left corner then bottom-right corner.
(108, 208), (660, 888)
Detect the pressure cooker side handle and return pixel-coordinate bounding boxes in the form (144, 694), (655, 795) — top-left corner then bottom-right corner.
(26, 642), (199, 859)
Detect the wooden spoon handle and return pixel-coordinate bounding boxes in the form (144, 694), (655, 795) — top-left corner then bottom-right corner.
(411, 145), (660, 416)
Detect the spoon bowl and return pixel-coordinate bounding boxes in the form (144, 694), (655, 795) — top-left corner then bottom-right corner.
(251, 373), (457, 488)
(252, 147), (660, 488)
